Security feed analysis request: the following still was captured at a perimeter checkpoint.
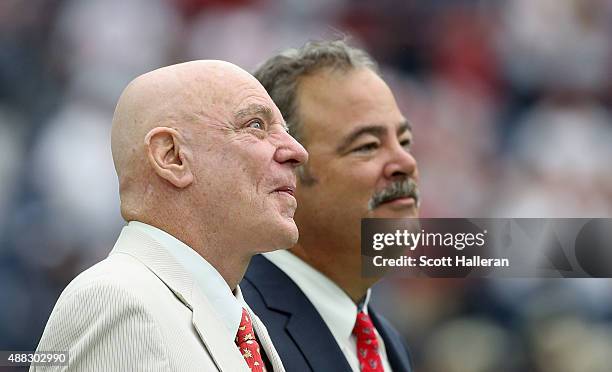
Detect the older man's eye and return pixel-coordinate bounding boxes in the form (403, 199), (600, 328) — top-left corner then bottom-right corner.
(247, 119), (264, 130)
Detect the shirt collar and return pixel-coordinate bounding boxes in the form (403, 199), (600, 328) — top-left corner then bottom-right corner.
(129, 221), (242, 336)
(263, 250), (371, 343)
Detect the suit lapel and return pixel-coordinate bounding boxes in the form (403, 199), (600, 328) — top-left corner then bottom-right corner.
(110, 225), (249, 372)
(369, 308), (412, 372)
(190, 286), (250, 372)
(285, 309), (353, 371)
(245, 255), (352, 372)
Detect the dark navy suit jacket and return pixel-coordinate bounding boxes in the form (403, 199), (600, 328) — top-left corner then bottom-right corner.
(241, 254), (413, 372)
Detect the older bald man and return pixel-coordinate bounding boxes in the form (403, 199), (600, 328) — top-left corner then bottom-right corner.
(31, 61), (307, 371)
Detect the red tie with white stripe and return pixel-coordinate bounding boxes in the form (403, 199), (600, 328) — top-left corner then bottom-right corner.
(353, 310), (384, 372)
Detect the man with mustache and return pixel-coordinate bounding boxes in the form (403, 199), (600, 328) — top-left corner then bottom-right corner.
(32, 60), (307, 371)
(241, 40), (418, 372)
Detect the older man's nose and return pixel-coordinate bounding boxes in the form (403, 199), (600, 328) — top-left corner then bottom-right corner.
(274, 131), (309, 167)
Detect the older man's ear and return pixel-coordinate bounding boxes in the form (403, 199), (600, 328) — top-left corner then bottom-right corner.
(145, 127), (194, 188)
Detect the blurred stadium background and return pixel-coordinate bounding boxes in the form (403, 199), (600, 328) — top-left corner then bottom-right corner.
(1, 0), (611, 371)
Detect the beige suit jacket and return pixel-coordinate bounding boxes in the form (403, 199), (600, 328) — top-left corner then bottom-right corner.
(31, 225), (285, 371)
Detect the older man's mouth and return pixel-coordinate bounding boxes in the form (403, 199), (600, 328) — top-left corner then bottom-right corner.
(272, 186), (296, 198)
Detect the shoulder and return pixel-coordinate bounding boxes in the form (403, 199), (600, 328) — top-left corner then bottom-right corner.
(45, 252), (186, 339)
(34, 254), (173, 371)
(59, 252), (161, 303)
(41, 253), (169, 340)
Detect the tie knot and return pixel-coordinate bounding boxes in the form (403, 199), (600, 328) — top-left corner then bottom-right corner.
(353, 311), (378, 341)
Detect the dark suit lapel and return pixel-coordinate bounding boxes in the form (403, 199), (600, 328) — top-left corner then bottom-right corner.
(369, 308), (413, 372)
(245, 255), (353, 372)
(285, 307), (352, 372)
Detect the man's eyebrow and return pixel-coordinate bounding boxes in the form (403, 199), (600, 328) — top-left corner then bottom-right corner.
(398, 120), (412, 135)
(336, 120), (412, 153)
(233, 104), (274, 123)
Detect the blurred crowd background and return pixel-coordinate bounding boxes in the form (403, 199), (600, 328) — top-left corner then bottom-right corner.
(1, 0), (611, 371)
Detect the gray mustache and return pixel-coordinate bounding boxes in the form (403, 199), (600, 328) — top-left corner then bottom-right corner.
(368, 179), (419, 210)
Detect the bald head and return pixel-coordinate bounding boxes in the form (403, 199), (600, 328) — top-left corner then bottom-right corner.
(112, 60), (257, 174)
(110, 60), (272, 220)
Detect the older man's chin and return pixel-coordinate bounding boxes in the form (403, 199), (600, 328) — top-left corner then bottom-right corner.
(256, 217), (299, 254)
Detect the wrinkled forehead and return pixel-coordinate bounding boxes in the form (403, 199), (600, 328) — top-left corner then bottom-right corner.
(153, 64), (282, 127)
(182, 66), (282, 124)
(214, 77), (280, 119)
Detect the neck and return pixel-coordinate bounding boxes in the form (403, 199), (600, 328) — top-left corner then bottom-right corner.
(290, 243), (377, 303)
(203, 251), (252, 290)
(136, 214), (251, 290)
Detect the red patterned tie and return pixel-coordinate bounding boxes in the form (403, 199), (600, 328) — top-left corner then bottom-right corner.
(353, 311), (384, 372)
(235, 308), (267, 372)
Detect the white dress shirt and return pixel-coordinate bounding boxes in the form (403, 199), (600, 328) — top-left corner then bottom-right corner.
(264, 250), (393, 372)
(130, 221), (244, 336)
